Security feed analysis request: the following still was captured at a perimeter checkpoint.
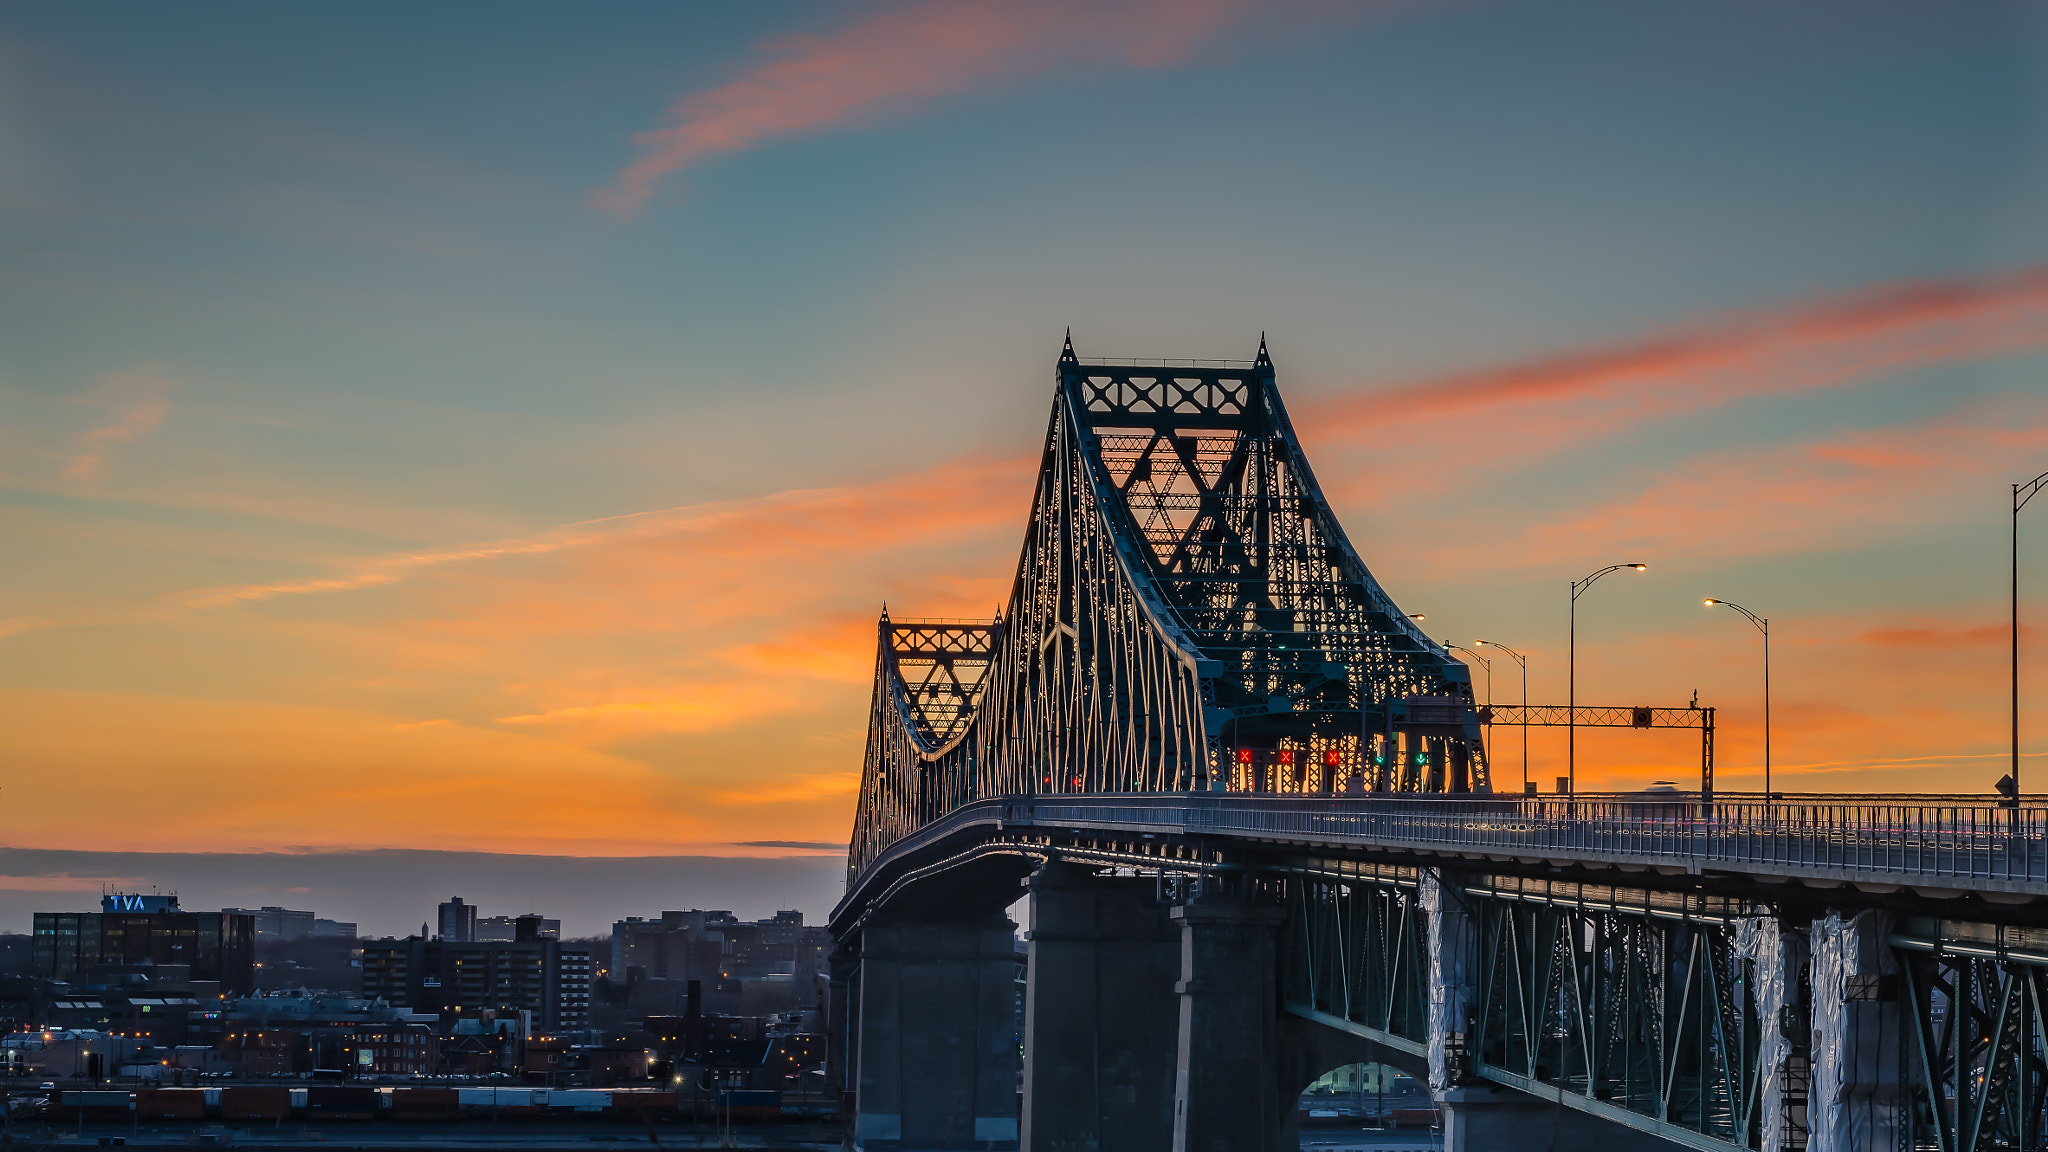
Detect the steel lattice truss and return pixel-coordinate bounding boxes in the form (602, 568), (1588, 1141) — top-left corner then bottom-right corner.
(1899, 946), (2048, 1151)
(851, 337), (1480, 874)
(1284, 873), (1770, 1149)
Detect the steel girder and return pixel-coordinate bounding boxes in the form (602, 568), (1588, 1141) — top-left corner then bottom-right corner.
(1898, 946), (2048, 1151)
(1282, 873), (1770, 1150)
(850, 337), (1480, 876)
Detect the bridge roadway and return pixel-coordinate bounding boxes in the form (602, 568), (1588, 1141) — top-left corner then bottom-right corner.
(829, 791), (2048, 1152)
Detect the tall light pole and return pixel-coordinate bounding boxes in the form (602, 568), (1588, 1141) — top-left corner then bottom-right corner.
(1476, 640), (1528, 794)
(1704, 599), (1769, 798)
(2014, 472), (2048, 803)
(1570, 563), (1646, 793)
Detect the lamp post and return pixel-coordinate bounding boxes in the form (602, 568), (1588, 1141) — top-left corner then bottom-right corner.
(1570, 563), (1647, 793)
(1446, 644), (1490, 706)
(2014, 472), (2048, 803)
(1476, 640), (1529, 794)
(1447, 644), (1493, 798)
(1704, 599), (1769, 799)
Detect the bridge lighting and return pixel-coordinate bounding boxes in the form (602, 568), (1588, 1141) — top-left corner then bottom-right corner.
(2014, 471), (2048, 802)
(1474, 640), (1530, 794)
(1236, 748), (1255, 764)
(1570, 563), (1649, 793)
(1323, 749), (1342, 768)
(1704, 598), (1770, 798)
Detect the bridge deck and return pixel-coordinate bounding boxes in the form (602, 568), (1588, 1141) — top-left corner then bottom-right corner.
(839, 792), (2048, 928)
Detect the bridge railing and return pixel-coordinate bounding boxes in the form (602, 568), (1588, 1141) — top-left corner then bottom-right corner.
(1015, 792), (2048, 885)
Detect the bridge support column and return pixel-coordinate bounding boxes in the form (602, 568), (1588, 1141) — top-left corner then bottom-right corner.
(1170, 898), (1286, 1152)
(1419, 868), (1475, 1095)
(1807, 909), (1899, 1152)
(854, 915), (1021, 1151)
(827, 946), (859, 1118)
(1736, 915), (1810, 1151)
(1020, 862), (1179, 1152)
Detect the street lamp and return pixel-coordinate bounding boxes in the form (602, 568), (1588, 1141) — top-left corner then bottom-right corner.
(1446, 643), (1494, 797)
(2014, 473), (2048, 804)
(1704, 599), (1770, 799)
(1476, 640), (1529, 794)
(1445, 644), (1489, 705)
(1570, 563), (1646, 792)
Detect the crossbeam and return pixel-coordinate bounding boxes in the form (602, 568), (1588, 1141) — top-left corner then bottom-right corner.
(1479, 704), (1718, 800)
(1479, 704), (1710, 730)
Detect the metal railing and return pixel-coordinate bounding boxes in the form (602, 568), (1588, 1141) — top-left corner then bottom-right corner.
(1000, 792), (2048, 886)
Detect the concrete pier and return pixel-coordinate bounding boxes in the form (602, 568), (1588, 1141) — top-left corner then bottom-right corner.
(1020, 862), (1180, 1152)
(1170, 898), (1286, 1152)
(854, 915), (1021, 1151)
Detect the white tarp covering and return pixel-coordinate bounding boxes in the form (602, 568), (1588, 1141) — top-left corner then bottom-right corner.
(1807, 908), (1899, 1152)
(1419, 868), (1474, 1094)
(1734, 915), (1809, 1151)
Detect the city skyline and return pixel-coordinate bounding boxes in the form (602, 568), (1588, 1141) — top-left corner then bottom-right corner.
(4, 2), (2048, 861)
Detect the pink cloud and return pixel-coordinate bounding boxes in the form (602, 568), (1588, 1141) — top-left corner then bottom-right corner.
(593, 0), (1359, 215)
(1397, 406), (2048, 580)
(66, 373), (173, 481)
(1311, 264), (2048, 436)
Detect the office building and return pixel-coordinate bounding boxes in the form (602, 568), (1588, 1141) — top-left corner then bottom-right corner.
(436, 897), (477, 943)
(31, 895), (255, 995)
(311, 919), (358, 938)
(476, 915), (558, 942)
(361, 919), (589, 1030)
(219, 906), (317, 941)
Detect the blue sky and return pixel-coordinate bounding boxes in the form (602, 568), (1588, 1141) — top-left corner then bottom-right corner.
(2, 1), (2047, 873)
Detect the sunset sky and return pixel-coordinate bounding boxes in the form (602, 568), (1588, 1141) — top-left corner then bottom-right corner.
(5, 1), (2048, 877)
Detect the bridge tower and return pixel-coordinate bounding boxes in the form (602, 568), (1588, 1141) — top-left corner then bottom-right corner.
(850, 335), (1486, 878)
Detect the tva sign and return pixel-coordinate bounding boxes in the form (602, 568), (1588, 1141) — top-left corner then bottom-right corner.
(102, 893), (178, 913)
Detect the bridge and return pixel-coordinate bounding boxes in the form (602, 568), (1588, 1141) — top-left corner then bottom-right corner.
(829, 337), (2048, 1151)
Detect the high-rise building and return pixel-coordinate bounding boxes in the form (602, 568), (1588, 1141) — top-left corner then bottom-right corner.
(436, 897), (477, 943)
(360, 931), (590, 1030)
(611, 910), (736, 982)
(220, 906), (317, 941)
(31, 894), (256, 994)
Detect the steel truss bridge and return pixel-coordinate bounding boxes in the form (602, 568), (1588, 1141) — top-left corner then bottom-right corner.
(832, 339), (2048, 1152)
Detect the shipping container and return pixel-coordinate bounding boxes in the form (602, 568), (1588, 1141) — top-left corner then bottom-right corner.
(135, 1087), (206, 1120)
(546, 1089), (609, 1112)
(304, 1085), (378, 1120)
(219, 1086), (290, 1120)
(605, 1090), (678, 1120)
(387, 1087), (460, 1121)
(58, 1090), (133, 1124)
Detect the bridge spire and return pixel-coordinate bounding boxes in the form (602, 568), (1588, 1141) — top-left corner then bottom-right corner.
(1060, 328), (1078, 366)
(1255, 332), (1272, 371)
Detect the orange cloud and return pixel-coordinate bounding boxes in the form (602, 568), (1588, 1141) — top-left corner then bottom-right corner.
(1390, 404), (2048, 580)
(178, 454), (1031, 613)
(1856, 621), (2024, 649)
(1311, 264), (2048, 437)
(594, 0), (1350, 215)
(65, 373), (172, 481)
(0, 689), (722, 854)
